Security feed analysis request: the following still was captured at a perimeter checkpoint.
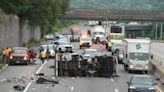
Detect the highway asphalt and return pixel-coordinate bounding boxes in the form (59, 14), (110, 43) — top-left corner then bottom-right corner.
(0, 36), (164, 92)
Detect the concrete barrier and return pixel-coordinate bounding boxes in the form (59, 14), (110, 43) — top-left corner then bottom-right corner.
(150, 60), (164, 82)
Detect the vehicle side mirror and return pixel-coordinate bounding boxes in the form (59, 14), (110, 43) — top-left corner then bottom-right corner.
(106, 37), (108, 40)
(156, 78), (160, 81)
(161, 83), (164, 85)
(151, 55), (153, 59)
(126, 82), (130, 85)
(154, 83), (158, 85)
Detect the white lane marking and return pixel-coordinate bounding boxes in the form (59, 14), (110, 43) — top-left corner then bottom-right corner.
(36, 60), (47, 74)
(155, 85), (163, 92)
(111, 78), (114, 82)
(70, 86), (74, 91)
(115, 89), (118, 92)
(23, 60), (48, 92)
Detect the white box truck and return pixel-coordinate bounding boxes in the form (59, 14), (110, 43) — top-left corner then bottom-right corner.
(123, 39), (151, 73)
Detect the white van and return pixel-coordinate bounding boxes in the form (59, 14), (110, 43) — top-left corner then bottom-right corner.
(123, 39), (151, 73)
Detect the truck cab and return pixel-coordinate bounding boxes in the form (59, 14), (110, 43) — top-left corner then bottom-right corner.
(106, 33), (124, 51)
(123, 39), (151, 73)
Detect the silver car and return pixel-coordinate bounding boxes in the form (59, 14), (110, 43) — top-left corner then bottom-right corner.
(111, 43), (123, 63)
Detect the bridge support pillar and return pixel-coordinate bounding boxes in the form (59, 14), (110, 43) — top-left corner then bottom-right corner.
(160, 23), (163, 40)
(142, 30), (145, 38)
(155, 23), (158, 40)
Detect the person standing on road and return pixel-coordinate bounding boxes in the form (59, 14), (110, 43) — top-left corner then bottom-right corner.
(40, 50), (47, 64)
(46, 45), (50, 61)
(5, 47), (11, 61)
(1, 48), (6, 61)
(28, 49), (36, 64)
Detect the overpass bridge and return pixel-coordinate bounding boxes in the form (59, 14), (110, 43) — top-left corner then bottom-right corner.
(64, 9), (164, 22)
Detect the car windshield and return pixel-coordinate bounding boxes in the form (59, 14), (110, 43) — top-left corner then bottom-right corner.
(42, 45), (54, 50)
(131, 77), (153, 85)
(84, 50), (97, 54)
(81, 38), (91, 41)
(59, 41), (70, 45)
(113, 44), (123, 48)
(129, 52), (149, 61)
(13, 49), (27, 54)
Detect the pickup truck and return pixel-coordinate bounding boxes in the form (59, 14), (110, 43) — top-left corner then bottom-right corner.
(9, 47), (30, 65)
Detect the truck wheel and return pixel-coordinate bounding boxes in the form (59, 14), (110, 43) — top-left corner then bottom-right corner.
(124, 64), (128, 71)
(128, 70), (132, 73)
(145, 71), (148, 74)
(107, 47), (111, 51)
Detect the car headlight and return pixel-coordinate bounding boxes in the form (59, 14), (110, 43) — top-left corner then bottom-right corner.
(144, 65), (149, 69)
(129, 65), (133, 68)
(10, 56), (13, 59)
(149, 87), (155, 90)
(129, 86), (136, 89)
(24, 57), (27, 60)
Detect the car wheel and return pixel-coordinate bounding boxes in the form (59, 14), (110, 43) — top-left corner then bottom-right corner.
(59, 48), (62, 53)
(128, 70), (132, 73)
(145, 71), (148, 74)
(8, 61), (13, 65)
(24, 61), (28, 65)
(70, 51), (73, 53)
(79, 46), (81, 49)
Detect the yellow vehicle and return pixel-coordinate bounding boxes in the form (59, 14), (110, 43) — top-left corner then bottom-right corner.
(106, 33), (124, 51)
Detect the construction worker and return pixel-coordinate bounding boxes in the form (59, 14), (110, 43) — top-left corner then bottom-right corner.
(1, 48), (6, 61)
(40, 50), (47, 64)
(28, 49), (36, 64)
(5, 47), (10, 61)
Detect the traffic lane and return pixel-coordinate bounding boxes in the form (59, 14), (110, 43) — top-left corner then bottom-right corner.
(25, 63), (131, 92)
(27, 77), (119, 92)
(25, 42), (160, 92)
(0, 59), (43, 92)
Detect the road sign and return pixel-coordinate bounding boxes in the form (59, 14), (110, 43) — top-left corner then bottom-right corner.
(136, 43), (141, 49)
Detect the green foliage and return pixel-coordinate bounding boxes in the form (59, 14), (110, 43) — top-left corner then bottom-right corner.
(0, 0), (70, 32)
(27, 39), (40, 48)
(0, 63), (6, 69)
(70, 0), (164, 11)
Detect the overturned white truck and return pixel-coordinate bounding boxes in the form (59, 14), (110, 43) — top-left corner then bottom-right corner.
(123, 39), (151, 73)
(58, 53), (117, 77)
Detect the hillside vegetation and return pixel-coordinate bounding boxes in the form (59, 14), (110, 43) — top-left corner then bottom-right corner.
(70, 0), (164, 11)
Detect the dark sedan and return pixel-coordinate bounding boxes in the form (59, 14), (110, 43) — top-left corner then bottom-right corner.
(127, 75), (157, 92)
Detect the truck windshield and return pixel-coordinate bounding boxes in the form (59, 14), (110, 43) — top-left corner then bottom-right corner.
(129, 53), (149, 61)
(110, 35), (123, 40)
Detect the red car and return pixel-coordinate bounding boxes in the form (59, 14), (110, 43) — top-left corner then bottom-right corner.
(9, 47), (30, 65)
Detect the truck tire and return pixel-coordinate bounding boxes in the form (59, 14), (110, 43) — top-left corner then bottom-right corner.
(124, 64), (128, 71)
